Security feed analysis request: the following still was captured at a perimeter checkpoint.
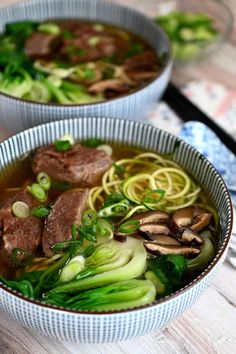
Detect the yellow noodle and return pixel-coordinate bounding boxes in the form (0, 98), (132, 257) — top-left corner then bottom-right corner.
(89, 151), (202, 214)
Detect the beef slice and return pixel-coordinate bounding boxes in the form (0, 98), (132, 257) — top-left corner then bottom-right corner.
(0, 190), (43, 256)
(25, 31), (61, 57)
(32, 143), (113, 187)
(42, 188), (88, 257)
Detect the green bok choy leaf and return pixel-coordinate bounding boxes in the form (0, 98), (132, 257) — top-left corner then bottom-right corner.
(44, 279), (156, 311)
(47, 238), (146, 294)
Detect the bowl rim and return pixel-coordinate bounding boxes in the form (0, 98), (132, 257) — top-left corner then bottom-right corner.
(0, 117), (233, 315)
(0, 0), (173, 107)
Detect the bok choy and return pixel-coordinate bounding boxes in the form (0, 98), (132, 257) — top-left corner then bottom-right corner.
(48, 238), (146, 294)
(45, 279), (156, 310)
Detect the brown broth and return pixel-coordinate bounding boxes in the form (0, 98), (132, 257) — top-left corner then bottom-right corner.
(0, 20), (163, 104)
(0, 143), (218, 283)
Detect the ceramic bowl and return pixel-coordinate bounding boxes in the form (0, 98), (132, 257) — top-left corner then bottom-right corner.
(154, 0), (233, 63)
(0, 0), (172, 132)
(0, 117), (232, 343)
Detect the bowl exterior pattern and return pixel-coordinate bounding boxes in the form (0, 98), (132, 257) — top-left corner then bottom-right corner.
(0, 0), (172, 132)
(0, 265), (220, 343)
(0, 118), (232, 343)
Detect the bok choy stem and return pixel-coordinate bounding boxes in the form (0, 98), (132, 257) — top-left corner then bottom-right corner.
(47, 240), (146, 294)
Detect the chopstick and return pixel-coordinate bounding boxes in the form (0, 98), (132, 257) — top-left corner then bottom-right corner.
(162, 83), (236, 156)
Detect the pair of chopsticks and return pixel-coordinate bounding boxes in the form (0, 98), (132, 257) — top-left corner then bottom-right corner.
(163, 83), (236, 156)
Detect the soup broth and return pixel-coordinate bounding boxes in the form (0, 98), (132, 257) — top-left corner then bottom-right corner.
(0, 20), (162, 104)
(0, 138), (218, 311)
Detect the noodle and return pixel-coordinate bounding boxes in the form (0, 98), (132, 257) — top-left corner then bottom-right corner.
(88, 152), (203, 214)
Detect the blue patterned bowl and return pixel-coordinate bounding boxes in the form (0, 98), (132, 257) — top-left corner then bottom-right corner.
(0, 118), (232, 343)
(0, 0), (172, 132)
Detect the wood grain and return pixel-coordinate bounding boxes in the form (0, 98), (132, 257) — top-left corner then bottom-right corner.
(0, 0), (236, 353)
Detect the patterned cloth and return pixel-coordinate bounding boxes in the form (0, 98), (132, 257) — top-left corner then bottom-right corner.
(148, 80), (236, 137)
(148, 80), (236, 204)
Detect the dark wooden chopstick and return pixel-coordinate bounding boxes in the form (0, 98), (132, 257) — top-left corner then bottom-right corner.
(162, 83), (236, 156)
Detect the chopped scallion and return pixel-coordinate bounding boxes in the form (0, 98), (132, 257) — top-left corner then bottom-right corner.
(51, 240), (82, 253)
(82, 138), (104, 148)
(27, 183), (47, 202)
(88, 36), (100, 47)
(51, 181), (72, 190)
(119, 220), (140, 234)
(54, 140), (72, 152)
(98, 199), (129, 218)
(37, 172), (51, 191)
(79, 224), (97, 242)
(12, 201), (30, 218)
(96, 144), (113, 157)
(82, 244), (95, 258)
(143, 189), (165, 204)
(113, 163), (125, 175)
(82, 209), (97, 226)
(38, 22), (61, 35)
(59, 255), (85, 283)
(31, 206), (51, 218)
(71, 223), (80, 241)
(96, 219), (113, 239)
(58, 134), (75, 145)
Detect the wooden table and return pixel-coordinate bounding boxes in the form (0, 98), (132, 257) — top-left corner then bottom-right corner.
(0, 1), (236, 353)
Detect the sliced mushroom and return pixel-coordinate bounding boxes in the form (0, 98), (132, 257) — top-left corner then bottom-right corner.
(153, 235), (181, 246)
(191, 213), (212, 231)
(132, 211), (169, 225)
(114, 234), (127, 243)
(124, 51), (158, 72)
(88, 79), (129, 94)
(139, 223), (170, 237)
(181, 229), (203, 244)
(172, 206), (195, 228)
(114, 232), (143, 242)
(144, 242), (200, 256)
(126, 71), (157, 82)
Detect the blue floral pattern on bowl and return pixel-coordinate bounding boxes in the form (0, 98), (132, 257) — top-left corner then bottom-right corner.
(180, 121), (236, 205)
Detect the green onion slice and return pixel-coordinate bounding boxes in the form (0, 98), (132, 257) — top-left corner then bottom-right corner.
(96, 219), (113, 239)
(71, 224), (80, 241)
(113, 163), (125, 175)
(27, 183), (47, 202)
(78, 224), (97, 243)
(37, 172), (51, 191)
(82, 244), (95, 258)
(52, 181), (72, 190)
(82, 209), (97, 226)
(119, 220), (140, 234)
(38, 22), (61, 35)
(55, 140), (72, 152)
(31, 206), (51, 218)
(143, 189), (165, 204)
(82, 138), (104, 148)
(12, 201), (30, 218)
(98, 199), (129, 218)
(52, 240), (82, 253)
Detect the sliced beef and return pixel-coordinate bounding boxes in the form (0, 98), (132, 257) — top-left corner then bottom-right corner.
(25, 31), (62, 57)
(124, 51), (158, 71)
(124, 51), (159, 83)
(60, 35), (117, 64)
(42, 189), (88, 257)
(32, 143), (113, 187)
(0, 190), (43, 256)
(59, 20), (129, 65)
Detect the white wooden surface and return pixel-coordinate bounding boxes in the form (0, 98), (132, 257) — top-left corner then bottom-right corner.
(0, 0), (236, 353)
